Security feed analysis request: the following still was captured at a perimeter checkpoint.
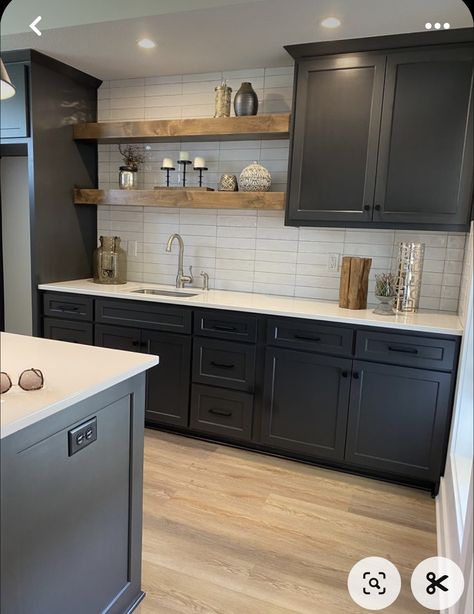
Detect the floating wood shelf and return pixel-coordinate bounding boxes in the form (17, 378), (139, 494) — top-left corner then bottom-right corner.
(74, 188), (285, 210)
(73, 114), (290, 143)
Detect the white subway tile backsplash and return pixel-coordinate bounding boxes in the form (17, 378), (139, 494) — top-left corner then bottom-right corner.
(98, 67), (467, 311)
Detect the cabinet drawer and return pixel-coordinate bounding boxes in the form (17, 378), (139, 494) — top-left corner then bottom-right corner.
(267, 318), (354, 356)
(43, 318), (93, 345)
(190, 384), (253, 442)
(95, 299), (191, 334)
(194, 309), (257, 342)
(43, 293), (93, 322)
(192, 337), (256, 392)
(355, 330), (457, 371)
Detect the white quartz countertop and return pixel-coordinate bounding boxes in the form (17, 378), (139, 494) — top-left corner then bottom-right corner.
(0, 332), (159, 439)
(39, 279), (463, 336)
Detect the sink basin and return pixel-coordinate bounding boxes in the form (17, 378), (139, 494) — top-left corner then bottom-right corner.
(131, 288), (199, 297)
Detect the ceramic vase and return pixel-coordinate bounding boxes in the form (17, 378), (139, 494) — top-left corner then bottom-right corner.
(234, 82), (258, 116)
(239, 161), (271, 192)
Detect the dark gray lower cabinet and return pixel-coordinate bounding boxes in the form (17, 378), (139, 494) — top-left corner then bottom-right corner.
(95, 324), (191, 428)
(262, 348), (352, 461)
(345, 361), (453, 482)
(143, 330), (191, 428)
(41, 292), (460, 492)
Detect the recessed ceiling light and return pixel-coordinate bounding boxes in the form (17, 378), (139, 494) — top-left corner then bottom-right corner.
(425, 22), (432, 30)
(443, 22), (451, 29)
(137, 38), (156, 49)
(434, 22), (441, 29)
(321, 17), (341, 29)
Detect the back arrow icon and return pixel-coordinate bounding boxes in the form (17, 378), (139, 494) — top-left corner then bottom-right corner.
(29, 16), (42, 36)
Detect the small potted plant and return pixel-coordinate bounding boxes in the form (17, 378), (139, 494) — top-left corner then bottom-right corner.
(373, 273), (397, 315)
(118, 145), (145, 189)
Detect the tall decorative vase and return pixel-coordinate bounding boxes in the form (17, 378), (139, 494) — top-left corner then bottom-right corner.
(214, 82), (232, 118)
(395, 242), (425, 313)
(234, 82), (258, 116)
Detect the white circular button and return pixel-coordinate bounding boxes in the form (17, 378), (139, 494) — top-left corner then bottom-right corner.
(348, 557), (401, 610)
(411, 557), (464, 610)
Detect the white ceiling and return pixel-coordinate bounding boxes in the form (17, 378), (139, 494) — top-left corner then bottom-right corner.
(1, 0), (472, 80)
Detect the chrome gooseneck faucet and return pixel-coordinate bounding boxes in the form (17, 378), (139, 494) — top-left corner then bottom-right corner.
(166, 233), (193, 288)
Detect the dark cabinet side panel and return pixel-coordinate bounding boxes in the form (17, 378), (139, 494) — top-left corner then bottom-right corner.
(261, 347), (351, 461)
(345, 360), (453, 481)
(374, 47), (473, 227)
(287, 53), (386, 224)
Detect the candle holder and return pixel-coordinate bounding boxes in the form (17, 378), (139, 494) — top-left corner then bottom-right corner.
(194, 166), (208, 188)
(160, 166), (175, 187)
(177, 159), (192, 187)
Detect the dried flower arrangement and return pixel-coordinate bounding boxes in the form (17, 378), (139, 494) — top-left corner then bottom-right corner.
(375, 273), (397, 297)
(119, 145), (146, 171)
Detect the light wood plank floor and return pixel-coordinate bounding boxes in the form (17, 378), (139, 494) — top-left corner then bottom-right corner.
(137, 430), (437, 614)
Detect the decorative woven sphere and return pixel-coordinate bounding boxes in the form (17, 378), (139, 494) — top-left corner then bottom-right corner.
(239, 161), (272, 192)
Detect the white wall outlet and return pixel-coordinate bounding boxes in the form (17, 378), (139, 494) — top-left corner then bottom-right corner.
(328, 253), (340, 272)
(127, 240), (138, 257)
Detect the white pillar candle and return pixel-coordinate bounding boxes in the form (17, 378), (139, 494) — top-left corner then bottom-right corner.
(162, 157), (174, 168)
(179, 151), (190, 161)
(194, 156), (206, 168)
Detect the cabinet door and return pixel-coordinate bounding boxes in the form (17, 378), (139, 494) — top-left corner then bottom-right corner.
(374, 47), (473, 227)
(43, 317), (93, 345)
(345, 360), (453, 482)
(287, 53), (386, 224)
(261, 348), (351, 460)
(143, 330), (191, 428)
(0, 63), (29, 139)
(95, 324), (142, 352)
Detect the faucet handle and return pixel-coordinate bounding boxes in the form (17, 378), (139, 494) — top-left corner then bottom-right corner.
(188, 265), (193, 282)
(200, 271), (210, 291)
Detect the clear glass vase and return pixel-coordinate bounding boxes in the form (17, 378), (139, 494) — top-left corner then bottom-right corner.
(373, 294), (395, 315)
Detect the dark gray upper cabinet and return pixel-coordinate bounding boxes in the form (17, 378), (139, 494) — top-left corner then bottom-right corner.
(374, 47), (473, 226)
(287, 54), (386, 224)
(0, 63), (29, 139)
(286, 30), (474, 230)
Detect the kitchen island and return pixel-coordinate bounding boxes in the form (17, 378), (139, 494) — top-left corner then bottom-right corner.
(0, 333), (158, 614)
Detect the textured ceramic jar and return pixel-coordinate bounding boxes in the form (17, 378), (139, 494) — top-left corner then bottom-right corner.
(234, 82), (258, 116)
(239, 162), (271, 192)
(218, 174), (239, 191)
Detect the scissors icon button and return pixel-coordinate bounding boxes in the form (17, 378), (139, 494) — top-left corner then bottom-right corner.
(426, 572), (449, 595)
(411, 557), (464, 609)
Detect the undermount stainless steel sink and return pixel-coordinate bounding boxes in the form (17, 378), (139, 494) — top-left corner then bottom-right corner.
(131, 288), (199, 297)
